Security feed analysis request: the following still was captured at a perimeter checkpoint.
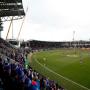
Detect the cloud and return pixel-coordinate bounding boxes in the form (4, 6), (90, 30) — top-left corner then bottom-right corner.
(2, 0), (90, 41)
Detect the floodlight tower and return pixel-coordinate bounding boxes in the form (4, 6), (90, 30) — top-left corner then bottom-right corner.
(73, 31), (75, 42)
(73, 31), (76, 54)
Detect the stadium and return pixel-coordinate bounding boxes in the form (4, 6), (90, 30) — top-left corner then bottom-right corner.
(0, 0), (90, 90)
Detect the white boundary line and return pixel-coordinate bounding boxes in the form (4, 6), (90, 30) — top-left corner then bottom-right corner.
(35, 59), (90, 90)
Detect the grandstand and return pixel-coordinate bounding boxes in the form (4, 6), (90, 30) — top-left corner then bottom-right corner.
(22, 40), (90, 49)
(0, 36), (64, 90)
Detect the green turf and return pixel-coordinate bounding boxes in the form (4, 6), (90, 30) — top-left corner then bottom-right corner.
(30, 48), (90, 90)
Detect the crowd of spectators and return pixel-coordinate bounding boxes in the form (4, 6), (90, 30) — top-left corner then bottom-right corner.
(0, 38), (28, 66)
(0, 38), (64, 90)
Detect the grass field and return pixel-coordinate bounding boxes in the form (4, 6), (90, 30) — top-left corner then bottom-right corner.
(29, 48), (90, 90)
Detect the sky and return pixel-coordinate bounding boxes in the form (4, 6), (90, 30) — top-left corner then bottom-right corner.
(2, 0), (90, 41)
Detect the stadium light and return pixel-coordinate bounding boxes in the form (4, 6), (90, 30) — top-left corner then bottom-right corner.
(73, 30), (76, 54)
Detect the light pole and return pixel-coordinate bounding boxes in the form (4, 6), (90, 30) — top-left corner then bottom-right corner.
(73, 31), (75, 42)
(73, 31), (76, 54)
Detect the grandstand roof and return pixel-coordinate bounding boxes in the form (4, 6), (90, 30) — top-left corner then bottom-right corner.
(0, 0), (25, 21)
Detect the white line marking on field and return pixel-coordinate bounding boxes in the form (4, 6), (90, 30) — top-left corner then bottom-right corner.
(35, 59), (90, 90)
